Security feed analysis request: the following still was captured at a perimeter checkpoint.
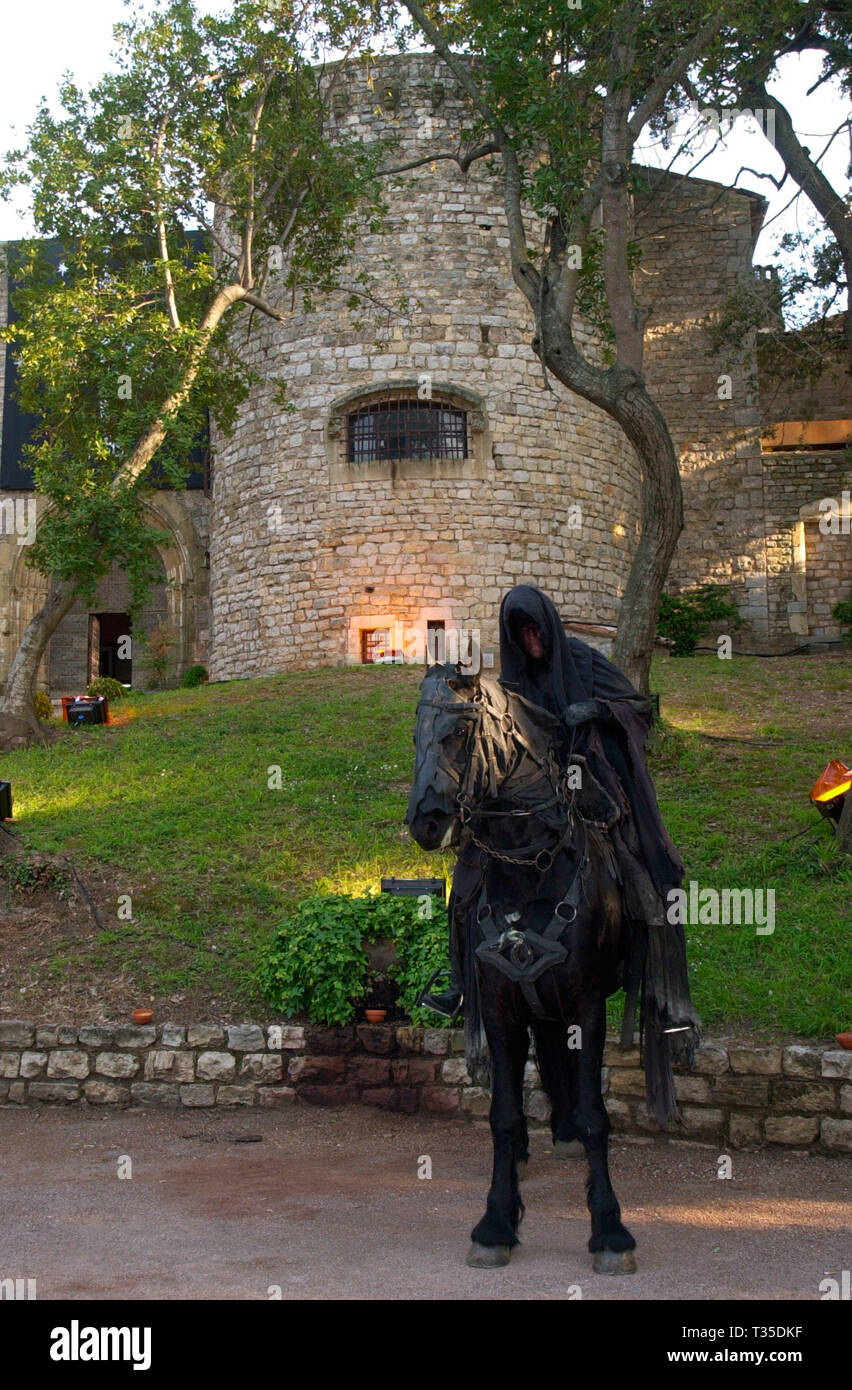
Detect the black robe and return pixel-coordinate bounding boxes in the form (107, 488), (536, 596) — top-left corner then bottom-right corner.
(495, 585), (701, 1078)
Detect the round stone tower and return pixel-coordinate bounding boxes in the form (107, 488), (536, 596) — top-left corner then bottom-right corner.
(208, 51), (639, 678)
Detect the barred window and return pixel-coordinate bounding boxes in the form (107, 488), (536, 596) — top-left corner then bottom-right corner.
(347, 398), (468, 463)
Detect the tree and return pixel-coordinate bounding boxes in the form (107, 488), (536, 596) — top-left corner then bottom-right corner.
(0, 0), (391, 745)
(666, 1), (851, 377)
(364, 0), (733, 691)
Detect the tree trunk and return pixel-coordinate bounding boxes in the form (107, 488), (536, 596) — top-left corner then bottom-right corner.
(837, 788), (852, 856)
(536, 324), (683, 693)
(0, 580), (77, 748)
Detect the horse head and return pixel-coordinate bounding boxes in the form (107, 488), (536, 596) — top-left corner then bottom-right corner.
(405, 662), (562, 852)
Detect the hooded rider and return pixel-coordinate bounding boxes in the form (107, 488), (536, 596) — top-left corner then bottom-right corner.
(421, 584), (700, 1063)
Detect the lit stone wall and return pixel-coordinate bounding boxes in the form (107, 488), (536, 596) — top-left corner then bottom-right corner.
(208, 51), (641, 681)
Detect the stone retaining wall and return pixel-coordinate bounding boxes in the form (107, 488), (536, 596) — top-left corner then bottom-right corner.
(1, 1019), (850, 1155)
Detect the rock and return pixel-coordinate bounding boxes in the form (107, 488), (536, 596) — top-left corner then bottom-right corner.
(359, 1087), (418, 1113)
(422, 1028), (449, 1056)
(297, 1083), (361, 1106)
(764, 1114), (819, 1144)
(226, 1024), (265, 1052)
(305, 1026), (356, 1054)
(267, 1025), (304, 1050)
(19, 1051), (47, 1079)
(129, 1083), (181, 1108)
(689, 1044), (729, 1076)
(159, 1023), (185, 1048)
(216, 1085), (256, 1106)
(355, 1025), (396, 1055)
(95, 1052), (140, 1079)
(713, 1076), (770, 1107)
(674, 1075), (711, 1104)
(78, 1026), (118, 1048)
(196, 1051), (236, 1082)
(29, 1081), (79, 1102)
(84, 1080), (129, 1105)
(421, 1086), (460, 1114)
(391, 1059), (438, 1084)
(47, 1051), (90, 1080)
(186, 1024), (224, 1047)
(680, 1106), (724, 1137)
(729, 1047), (782, 1076)
(180, 1084), (215, 1107)
(288, 1055), (345, 1083)
(729, 1112), (763, 1148)
(257, 1086), (297, 1107)
(608, 1067), (647, 1097)
(239, 1053), (283, 1082)
(782, 1045), (822, 1078)
(821, 1051), (852, 1081)
(820, 1117), (852, 1152)
(441, 1058), (471, 1085)
(113, 1026), (156, 1048)
(771, 1080), (836, 1114)
(461, 1086), (491, 1117)
(0, 1021), (34, 1047)
(144, 1050), (194, 1083)
(524, 1089), (551, 1123)
(395, 1025), (422, 1053)
(347, 1057), (392, 1085)
(0, 1053), (19, 1079)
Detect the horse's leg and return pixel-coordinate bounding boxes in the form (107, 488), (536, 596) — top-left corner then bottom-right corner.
(574, 995), (637, 1275)
(467, 994), (528, 1268)
(530, 1019), (584, 1158)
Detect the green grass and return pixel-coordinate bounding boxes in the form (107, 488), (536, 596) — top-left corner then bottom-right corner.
(2, 653), (850, 1035)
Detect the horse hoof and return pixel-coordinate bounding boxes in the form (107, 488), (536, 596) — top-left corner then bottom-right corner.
(516, 1160), (527, 1180)
(593, 1248), (637, 1276)
(553, 1139), (585, 1159)
(466, 1242), (512, 1268)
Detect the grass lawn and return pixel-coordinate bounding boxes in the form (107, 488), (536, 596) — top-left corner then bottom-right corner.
(0, 651), (850, 1037)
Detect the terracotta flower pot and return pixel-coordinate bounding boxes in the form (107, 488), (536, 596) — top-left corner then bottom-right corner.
(835, 1033), (852, 1050)
(365, 1009), (387, 1024)
(132, 1008), (154, 1025)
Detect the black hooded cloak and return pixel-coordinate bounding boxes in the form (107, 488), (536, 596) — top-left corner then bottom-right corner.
(497, 585), (700, 1089)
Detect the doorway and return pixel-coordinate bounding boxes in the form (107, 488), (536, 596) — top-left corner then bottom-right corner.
(89, 612), (132, 684)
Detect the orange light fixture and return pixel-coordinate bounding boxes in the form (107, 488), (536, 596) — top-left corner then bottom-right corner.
(810, 760), (852, 821)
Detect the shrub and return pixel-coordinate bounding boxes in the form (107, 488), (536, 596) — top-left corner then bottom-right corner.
(831, 597), (852, 644)
(181, 663), (209, 688)
(657, 583), (743, 657)
(258, 891), (448, 1026)
(34, 690), (53, 722)
(86, 677), (126, 702)
(142, 621), (176, 687)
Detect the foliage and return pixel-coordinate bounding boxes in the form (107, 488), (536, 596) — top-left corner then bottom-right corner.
(831, 597), (852, 644)
(142, 621), (176, 688)
(86, 677), (126, 702)
(181, 663), (209, 687)
(33, 690), (53, 721)
(0, 0), (393, 695)
(258, 890), (447, 1026)
(657, 583), (742, 656)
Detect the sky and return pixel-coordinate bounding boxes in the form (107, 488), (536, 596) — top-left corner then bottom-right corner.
(1, 0), (849, 319)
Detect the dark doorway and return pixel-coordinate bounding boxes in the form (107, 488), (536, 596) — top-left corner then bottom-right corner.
(89, 612), (132, 684)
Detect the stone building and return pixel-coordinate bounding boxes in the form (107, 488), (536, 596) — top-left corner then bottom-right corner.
(1, 51), (849, 696)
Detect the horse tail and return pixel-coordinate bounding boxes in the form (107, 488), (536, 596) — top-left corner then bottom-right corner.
(638, 916), (702, 1126)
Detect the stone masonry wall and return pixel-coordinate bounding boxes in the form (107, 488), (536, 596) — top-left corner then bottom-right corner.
(209, 51), (644, 681)
(1, 1018), (849, 1157)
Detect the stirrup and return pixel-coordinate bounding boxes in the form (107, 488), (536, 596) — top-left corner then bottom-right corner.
(417, 968), (464, 1023)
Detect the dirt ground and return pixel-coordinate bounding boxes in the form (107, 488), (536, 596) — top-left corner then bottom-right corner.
(0, 1103), (848, 1301)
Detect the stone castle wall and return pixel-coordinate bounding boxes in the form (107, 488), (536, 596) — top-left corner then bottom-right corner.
(209, 51), (645, 681)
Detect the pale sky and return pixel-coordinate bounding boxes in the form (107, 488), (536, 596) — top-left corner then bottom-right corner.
(1, 1), (849, 319)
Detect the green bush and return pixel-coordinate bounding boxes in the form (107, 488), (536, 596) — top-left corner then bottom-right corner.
(657, 583), (743, 657)
(34, 690), (53, 722)
(86, 677), (126, 702)
(258, 891), (448, 1026)
(831, 598), (852, 644)
(181, 663), (209, 688)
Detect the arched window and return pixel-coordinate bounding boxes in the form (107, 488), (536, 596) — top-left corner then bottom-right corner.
(326, 382), (488, 483)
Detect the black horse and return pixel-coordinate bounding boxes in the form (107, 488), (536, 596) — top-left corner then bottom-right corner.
(406, 662), (640, 1273)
